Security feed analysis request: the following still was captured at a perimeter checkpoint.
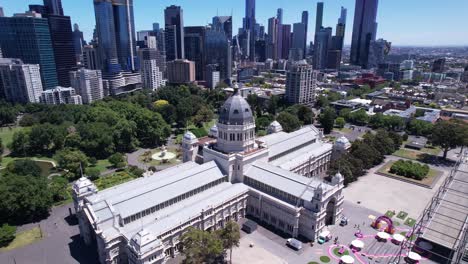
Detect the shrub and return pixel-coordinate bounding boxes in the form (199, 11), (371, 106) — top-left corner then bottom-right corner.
(0, 224), (16, 247)
(390, 160), (429, 180)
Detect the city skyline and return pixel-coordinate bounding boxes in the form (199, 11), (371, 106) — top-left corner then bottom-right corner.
(2, 0), (468, 47)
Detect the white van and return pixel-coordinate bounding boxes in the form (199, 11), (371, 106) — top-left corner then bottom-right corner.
(286, 238), (303, 250)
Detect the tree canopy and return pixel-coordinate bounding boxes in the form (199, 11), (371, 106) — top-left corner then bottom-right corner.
(431, 120), (468, 159)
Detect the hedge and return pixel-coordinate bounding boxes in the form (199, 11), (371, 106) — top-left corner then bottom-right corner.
(390, 160), (429, 180)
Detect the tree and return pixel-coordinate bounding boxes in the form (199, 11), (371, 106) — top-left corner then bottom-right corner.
(277, 112), (301, 133)
(431, 121), (467, 159)
(0, 224), (16, 247)
(6, 159), (42, 178)
(192, 106), (214, 127)
(180, 227), (224, 264)
(255, 115), (274, 131)
(109, 153), (126, 169)
(335, 117), (346, 128)
(217, 221), (240, 264)
(0, 173), (53, 224)
(407, 119), (433, 136)
(350, 140), (384, 169)
(348, 109), (369, 125)
(85, 167), (101, 180)
(319, 107), (336, 134)
(315, 95), (329, 108)
(9, 130), (30, 157)
(267, 95), (279, 115)
(28, 123), (56, 154)
(0, 138), (3, 163)
(54, 148), (89, 179)
(49, 176), (69, 202)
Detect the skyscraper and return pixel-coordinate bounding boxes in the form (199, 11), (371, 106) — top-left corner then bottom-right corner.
(69, 68), (104, 104)
(266, 17), (278, 60)
(350, 0), (379, 68)
(166, 59), (195, 84)
(292, 23), (306, 59)
(286, 61), (317, 106)
(165, 5), (185, 60)
(184, 26), (206, 80)
(301, 11), (309, 59)
(244, 0), (256, 61)
(335, 7), (347, 51)
(205, 29), (232, 81)
(212, 16), (232, 41)
(40, 86), (82, 105)
(276, 8), (283, 25)
(313, 27), (332, 70)
(44, 0), (63, 16)
(93, 0), (140, 95)
(83, 45), (101, 70)
(0, 12), (58, 89)
(0, 58), (43, 103)
(432, 58), (446, 73)
(73, 24), (86, 63)
(315, 2), (324, 35)
(94, 0), (137, 73)
(277, 24), (291, 59)
(367, 38), (391, 68)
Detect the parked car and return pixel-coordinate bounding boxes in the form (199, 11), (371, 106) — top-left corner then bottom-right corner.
(241, 220), (257, 234)
(286, 238), (303, 250)
(317, 230), (332, 244)
(340, 216), (349, 226)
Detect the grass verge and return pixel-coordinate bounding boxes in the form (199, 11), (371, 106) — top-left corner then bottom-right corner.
(0, 227), (42, 252)
(397, 211), (408, 220)
(405, 218), (417, 227)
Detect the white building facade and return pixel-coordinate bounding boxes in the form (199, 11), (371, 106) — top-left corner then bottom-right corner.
(285, 61), (318, 106)
(0, 58), (43, 103)
(40, 86), (82, 105)
(73, 87), (343, 264)
(70, 68), (104, 104)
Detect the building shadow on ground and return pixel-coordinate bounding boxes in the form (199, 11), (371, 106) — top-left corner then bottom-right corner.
(68, 234), (99, 264)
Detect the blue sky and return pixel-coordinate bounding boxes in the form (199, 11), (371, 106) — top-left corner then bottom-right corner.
(1, 0), (467, 46)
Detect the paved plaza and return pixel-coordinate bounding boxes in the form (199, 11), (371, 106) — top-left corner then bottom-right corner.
(0, 204), (99, 264)
(344, 156), (451, 218)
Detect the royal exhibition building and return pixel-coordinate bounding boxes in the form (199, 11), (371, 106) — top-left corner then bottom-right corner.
(72, 88), (350, 264)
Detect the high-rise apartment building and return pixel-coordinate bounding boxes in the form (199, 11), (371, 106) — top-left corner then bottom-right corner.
(40, 86), (82, 105)
(69, 68), (104, 104)
(367, 38), (391, 68)
(184, 26), (206, 80)
(286, 61), (317, 106)
(0, 12), (58, 90)
(166, 59), (195, 84)
(205, 64), (220, 89)
(432, 58), (446, 73)
(350, 0), (379, 68)
(138, 48), (165, 91)
(0, 58), (43, 103)
(165, 5), (185, 60)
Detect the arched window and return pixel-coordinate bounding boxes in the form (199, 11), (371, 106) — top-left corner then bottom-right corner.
(233, 109), (239, 114)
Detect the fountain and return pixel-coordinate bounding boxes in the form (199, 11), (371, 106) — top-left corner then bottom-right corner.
(151, 145), (176, 162)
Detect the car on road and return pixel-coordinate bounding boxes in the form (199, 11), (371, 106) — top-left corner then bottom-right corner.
(286, 238), (303, 250)
(317, 230), (332, 244)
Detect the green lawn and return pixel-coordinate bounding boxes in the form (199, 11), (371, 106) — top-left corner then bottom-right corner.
(393, 149), (422, 160)
(92, 159), (112, 173)
(333, 127), (352, 134)
(0, 126), (28, 147)
(94, 171), (137, 190)
(385, 210), (396, 218)
(397, 211), (408, 220)
(0, 227), (43, 252)
(378, 160), (441, 187)
(405, 218), (417, 227)
(319, 256), (331, 263)
(1, 156), (56, 176)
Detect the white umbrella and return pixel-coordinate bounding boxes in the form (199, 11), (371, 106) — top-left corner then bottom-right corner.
(351, 239), (364, 248)
(377, 232), (390, 240)
(392, 234), (405, 242)
(340, 255), (355, 264)
(408, 252), (422, 261)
